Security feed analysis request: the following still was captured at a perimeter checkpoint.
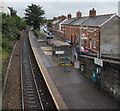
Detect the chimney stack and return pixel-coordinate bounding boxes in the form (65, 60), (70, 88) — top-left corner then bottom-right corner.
(76, 11), (82, 18)
(52, 17), (57, 22)
(58, 16), (61, 19)
(67, 14), (72, 19)
(61, 15), (66, 19)
(89, 8), (96, 17)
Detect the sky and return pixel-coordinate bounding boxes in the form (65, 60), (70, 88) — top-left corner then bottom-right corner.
(2, 0), (120, 19)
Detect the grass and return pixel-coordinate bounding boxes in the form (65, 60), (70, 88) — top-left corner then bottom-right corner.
(34, 29), (44, 39)
(2, 41), (15, 82)
(0, 47), (2, 81)
(2, 49), (9, 82)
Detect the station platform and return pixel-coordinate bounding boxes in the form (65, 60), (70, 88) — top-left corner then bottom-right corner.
(29, 31), (118, 109)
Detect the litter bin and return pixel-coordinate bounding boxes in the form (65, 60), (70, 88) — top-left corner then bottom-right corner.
(92, 72), (100, 83)
(80, 63), (85, 72)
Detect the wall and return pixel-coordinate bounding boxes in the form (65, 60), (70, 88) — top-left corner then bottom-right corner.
(101, 16), (119, 55)
(80, 54), (120, 99)
(81, 26), (99, 52)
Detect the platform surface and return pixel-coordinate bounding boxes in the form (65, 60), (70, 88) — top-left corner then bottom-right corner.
(29, 31), (118, 109)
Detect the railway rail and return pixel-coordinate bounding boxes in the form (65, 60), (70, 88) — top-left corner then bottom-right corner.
(21, 30), (57, 110)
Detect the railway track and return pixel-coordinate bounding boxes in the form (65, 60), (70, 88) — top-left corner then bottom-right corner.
(21, 30), (57, 110)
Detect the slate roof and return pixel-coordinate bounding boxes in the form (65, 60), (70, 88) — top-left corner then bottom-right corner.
(82, 14), (116, 26)
(53, 13), (116, 27)
(61, 17), (76, 25)
(70, 17), (88, 26)
(52, 18), (65, 25)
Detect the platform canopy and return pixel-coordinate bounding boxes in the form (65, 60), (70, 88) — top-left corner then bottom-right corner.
(51, 40), (71, 47)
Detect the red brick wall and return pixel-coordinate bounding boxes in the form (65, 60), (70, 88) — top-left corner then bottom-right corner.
(63, 25), (80, 43)
(55, 23), (100, 53)
(81, 26), (100, 52)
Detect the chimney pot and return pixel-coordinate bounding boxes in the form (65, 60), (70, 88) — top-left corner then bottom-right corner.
(76, 11), (82, 18)
(67, 14), (72, 19)
(89, 8), (96, 17)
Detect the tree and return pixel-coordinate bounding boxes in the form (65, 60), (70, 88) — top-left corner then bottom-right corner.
(2, 13), (26, 41)
(8, 7), (17, 16)
(24, 3), (45, 29)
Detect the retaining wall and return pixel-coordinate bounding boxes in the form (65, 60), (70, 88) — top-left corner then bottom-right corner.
(79, 54), (120, 100)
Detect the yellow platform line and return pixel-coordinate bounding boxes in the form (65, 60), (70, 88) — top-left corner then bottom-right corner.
(29, 32), (68, 110)
(58, 64), (73, 66)
(42, 50), (52, 52)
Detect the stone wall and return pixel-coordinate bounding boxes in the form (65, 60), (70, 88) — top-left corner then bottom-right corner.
(80, 54), (120, 100)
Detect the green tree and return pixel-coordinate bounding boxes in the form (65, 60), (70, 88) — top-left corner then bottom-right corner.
(8, 7), (17, 16)
(24, 3), (45, 29)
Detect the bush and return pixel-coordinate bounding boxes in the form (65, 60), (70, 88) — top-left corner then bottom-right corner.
(34, 29), (44, 39)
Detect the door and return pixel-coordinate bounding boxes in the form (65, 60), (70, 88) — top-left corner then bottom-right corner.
(90, 38), (92, 49)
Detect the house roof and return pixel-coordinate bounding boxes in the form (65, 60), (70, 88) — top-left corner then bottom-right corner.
(70, 17), (88, 26)
(82, 14), (116, 27)
(52, 18), (65, 25)
(61, 17), (76, 25)
(53, 13), (117, 27)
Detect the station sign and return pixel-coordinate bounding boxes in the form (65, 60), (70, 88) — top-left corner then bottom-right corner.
(55, 51), (64, 54)
(94, 58), (103, 67)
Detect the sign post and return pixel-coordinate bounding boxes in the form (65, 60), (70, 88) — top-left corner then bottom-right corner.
(64, 51), (66, 72)
(55, 51), (67, 72)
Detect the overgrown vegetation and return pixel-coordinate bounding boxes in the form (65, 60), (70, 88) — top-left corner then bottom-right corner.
(1, 11), (26, 81)
(34, 29), (45, 39)
(2, 13), (26, 59)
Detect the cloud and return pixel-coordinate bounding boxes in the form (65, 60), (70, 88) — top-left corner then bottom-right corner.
(3, 0), (120, 2)
(4, 2), (118, 19)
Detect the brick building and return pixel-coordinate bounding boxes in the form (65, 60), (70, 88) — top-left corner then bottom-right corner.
(81, 9), (119, 55)
(51, 8), (119, 55)
(52, 15), (66, 40)
(61, 13), (79, 42)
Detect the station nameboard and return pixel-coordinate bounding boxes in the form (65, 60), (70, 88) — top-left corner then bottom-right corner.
(94, 58), (103, 67)
(55, 51), (64, 54)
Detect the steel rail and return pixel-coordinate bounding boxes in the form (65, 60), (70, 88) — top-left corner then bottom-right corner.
(21, 38), (24, 111)
(21, 32), (44, 110)
(28, 54), (44, 111)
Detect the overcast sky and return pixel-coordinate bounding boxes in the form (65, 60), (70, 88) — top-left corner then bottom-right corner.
(3, 0), (119, 19)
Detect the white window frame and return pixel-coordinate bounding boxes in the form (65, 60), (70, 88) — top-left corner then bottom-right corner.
(94, 39), (96, 48)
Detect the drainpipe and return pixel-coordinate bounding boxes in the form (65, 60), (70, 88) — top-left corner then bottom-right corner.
(79, 25), (82, 69)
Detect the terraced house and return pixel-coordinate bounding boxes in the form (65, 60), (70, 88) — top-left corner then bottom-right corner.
(52, 15), (66, 40)
(52, 8), (120, 55)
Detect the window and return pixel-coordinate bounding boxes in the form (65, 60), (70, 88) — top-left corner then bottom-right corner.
(94, 32), (96, 36)
(90, 38), (92, 49)
(94, 40), (96, 48)
(94, 28), (97, 36)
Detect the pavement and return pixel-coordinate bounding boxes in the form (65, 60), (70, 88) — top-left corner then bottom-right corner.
(29, 30), (118, 109)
